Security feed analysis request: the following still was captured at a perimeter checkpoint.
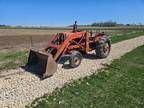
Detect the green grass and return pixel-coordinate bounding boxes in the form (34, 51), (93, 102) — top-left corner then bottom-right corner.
(28, 45), (144, 108)
(110, 31), (144, 43)
(0, 51), (28, 70)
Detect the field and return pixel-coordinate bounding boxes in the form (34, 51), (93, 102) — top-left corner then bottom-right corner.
(28, 45), (144, 108)
(0, 27), (144, 51)
(0, 29), (68, 50)
(0, 28), (144, 71)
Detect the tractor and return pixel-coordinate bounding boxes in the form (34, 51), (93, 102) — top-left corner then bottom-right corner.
(27, 22), (111, 79)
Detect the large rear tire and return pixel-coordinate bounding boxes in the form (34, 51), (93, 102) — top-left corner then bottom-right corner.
(69, 51), (82, 68)
(96, 38), (111, 58)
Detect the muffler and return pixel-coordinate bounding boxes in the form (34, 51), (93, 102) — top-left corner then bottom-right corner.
(27, 49), (57, 78)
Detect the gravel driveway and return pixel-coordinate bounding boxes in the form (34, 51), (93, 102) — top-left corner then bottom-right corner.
(0, 36), (144, 108)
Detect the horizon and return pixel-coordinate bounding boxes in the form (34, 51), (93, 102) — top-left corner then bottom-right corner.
(1, 21), (144, 28)
(0, 0), (144, 26)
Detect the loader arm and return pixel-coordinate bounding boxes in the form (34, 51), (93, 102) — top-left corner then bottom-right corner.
(54, 38), (70, 62)
(51, 31), (86, 62)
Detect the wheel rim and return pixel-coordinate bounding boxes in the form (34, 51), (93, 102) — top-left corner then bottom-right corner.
(103, 43), (110, 55)
(74, 56), (80, 66)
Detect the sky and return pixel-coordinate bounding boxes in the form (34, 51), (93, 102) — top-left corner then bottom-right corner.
(0, 0), (144, 26)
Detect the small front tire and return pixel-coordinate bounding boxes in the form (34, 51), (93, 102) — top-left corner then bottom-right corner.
(69, 51), (82, 68)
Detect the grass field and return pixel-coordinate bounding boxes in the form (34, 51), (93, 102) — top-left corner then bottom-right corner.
(0, 30), (144, 71)
(28, 45), (144, 108)
(0, 51), (28, 71)
(110, 31), (144, 43)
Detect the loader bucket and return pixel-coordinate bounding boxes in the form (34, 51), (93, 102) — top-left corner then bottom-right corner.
(27, 49), (57, 78)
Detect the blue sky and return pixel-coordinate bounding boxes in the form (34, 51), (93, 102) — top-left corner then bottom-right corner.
(0, 0), (144, 26)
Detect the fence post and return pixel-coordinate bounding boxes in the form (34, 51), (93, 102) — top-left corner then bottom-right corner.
(30, 36), (33, 47)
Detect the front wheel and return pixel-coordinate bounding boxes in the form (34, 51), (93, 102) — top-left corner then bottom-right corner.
(96, 39), (111, 58)
(69, 51), (82, 68)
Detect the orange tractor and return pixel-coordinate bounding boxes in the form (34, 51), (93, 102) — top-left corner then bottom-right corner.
(27, 22), (111, 78)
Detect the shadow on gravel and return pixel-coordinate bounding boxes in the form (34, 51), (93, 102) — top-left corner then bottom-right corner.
(21, 65), (46, 80)
(82, 53), (98, 60)
(59, 56), (72, 69)
(21, 54), (99, 78)
(61, 53), (99, 69)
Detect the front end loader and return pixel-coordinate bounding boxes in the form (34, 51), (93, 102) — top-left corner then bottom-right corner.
(27, 22), (111, 79)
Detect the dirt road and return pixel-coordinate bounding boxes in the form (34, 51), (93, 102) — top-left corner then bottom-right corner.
(0, 36), (144, 108)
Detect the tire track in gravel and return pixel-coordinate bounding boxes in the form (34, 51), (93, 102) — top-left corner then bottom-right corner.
(0, 36), (144, 108)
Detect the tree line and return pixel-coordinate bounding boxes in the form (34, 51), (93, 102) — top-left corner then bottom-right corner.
(1, 21), (144, 28)
(91, 21), (144, 27)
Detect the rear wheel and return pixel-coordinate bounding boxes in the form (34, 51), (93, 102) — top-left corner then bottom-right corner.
(96, 39), (111, 58)
(69, 51), (82, 68)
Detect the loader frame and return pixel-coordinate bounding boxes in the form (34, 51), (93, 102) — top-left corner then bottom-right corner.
(45, 31), (104, 62)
